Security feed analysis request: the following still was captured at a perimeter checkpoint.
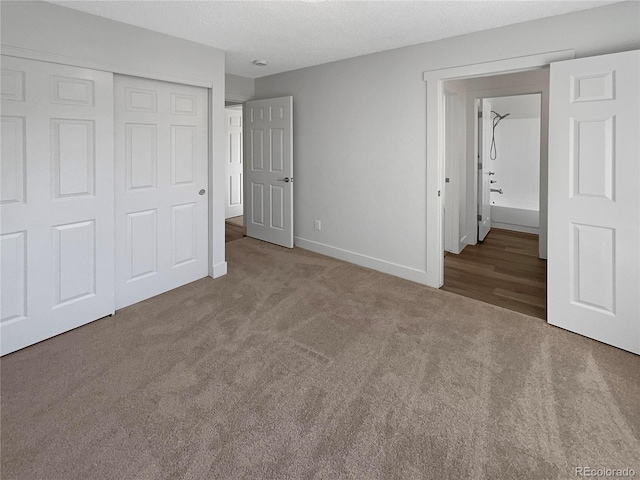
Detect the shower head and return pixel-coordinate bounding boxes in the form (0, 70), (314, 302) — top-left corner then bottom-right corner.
(492, 110), (510, 121)
(491, 111), (510, 128)
(489, 111), (510, 161)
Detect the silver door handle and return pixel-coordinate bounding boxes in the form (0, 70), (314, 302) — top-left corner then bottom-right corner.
(199, 189), (206, 195)
(277, 177), (290, 183)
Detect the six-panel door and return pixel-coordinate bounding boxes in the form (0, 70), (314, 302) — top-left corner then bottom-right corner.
(113, 75), (208, 309)
(243, 96), (294, 248)
(225, 107), (243, 218)
(1, 56), (115, 355)
(548, 50), (640, 354)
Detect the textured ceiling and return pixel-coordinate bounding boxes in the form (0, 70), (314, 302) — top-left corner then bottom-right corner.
(47, 1), (620, 78)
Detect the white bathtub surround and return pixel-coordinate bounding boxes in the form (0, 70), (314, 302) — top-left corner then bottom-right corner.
(491, 202), (539, 234)
(487, 95), (541, 234)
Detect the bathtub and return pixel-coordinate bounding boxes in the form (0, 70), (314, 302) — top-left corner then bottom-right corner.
(490, 198), (539, 234)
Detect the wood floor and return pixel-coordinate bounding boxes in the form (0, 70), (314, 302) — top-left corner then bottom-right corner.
(225, 216), (245, 243)
(441, 228), (547, 319)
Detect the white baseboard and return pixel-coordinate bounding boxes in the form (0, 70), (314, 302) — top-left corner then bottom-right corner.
(294, 237), (428, 285)
(212, 261), (228, 278)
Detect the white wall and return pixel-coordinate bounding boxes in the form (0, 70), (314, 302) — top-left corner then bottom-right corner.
(1, 0), (228, 277)
(491, 117), (541, 210)
(226, 73), (255, 102)
(254, 2), (640, 283)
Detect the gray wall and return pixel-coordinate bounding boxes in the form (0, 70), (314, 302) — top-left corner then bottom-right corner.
(254, 2), (640, 281)
(226, 74), (255, 102)
(1, 0), (228, 276)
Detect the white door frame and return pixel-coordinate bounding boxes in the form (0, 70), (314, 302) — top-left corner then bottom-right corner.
(423, 49), (575, 288)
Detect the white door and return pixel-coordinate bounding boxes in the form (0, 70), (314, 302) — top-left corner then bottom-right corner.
(225, 107), (243, 218)
(114, 75), (208, 310)
(443, 91), (454, 253)
(1, 56), (115, 355)
(478, 99), (492, 241)
(548, 50), (639, 354)
(244, 96), (294, 248)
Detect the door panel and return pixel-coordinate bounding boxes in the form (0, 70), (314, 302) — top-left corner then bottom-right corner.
(114, 75), (208, 310)
(478, 99), (492, 241)
(548, 50), (639, 354)
(225, 107), (243, 218)
(0, 56), (114, 356)
(1, 116), (25, 204)
(244, 96), (294, 248)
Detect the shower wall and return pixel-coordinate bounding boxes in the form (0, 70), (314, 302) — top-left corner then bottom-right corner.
(489, 96), (541, 233)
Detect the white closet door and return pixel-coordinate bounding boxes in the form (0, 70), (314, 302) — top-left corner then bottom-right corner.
(1, 56), (115, 355)
(114, 75), (208, 309)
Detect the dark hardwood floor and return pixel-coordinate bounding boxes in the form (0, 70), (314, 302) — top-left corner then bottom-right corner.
(441, 228), (547, 319)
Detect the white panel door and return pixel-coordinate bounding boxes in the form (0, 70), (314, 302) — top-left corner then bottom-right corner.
(443, 91), (455, 253)
(0, 56), (114, 355)
(225, 107), (243, 218)
(548, 50), (639, 354)
(244, 96), (293, 248)
(478, 99), (492, 241)
(114, 75), (208, 310)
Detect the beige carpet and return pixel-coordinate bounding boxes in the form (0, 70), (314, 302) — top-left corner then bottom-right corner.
(2, 237), (639, 479)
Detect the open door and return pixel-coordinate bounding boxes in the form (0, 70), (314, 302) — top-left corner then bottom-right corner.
(225, 107), (243, 219)
(243, 96), (294, 248)
(548, 50), (639, 354)
(478, 99), (492, 241)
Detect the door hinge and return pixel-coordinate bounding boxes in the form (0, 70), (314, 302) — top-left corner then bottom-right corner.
(478, 162), (482, 169)
(477, 214), (482, 221)
(438, 190), (441, 197)
(445, 177), (450, 183)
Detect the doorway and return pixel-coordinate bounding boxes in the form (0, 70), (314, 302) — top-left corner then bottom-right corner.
(225, 104), (244, 235)
(426, 49), (640, 354)
(441, 72), (547, 318)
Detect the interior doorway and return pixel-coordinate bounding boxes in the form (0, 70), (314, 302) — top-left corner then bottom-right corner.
(441, 72), (547, 319)
(225, 104), (244, 224)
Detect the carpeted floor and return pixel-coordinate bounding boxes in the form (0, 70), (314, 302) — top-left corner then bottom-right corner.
(2, 238), (639, 479)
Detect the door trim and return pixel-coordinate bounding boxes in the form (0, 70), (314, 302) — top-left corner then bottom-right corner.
(423, 49), (575, 288)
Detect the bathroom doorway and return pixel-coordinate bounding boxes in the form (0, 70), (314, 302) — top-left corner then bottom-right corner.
(441, 71), (547, 319)
(480, 94), (542, 237)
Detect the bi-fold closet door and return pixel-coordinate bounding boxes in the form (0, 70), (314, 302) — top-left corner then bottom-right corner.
(1, 56), (209, 355)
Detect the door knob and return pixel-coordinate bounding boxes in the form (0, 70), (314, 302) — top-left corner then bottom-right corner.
(277, 177), (290, 183)
(199, 189), (206, 195)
